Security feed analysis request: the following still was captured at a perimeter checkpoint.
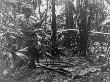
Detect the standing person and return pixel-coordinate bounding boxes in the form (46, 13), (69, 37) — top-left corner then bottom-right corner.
(15, 5), (42, 69)
(94, 42), (100, 55)
(107, 45), (110, 56)
(102, 43), (108, 55)
(89, 42), (95, 54)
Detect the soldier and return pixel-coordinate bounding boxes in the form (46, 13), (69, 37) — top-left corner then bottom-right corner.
(102, 42), (108, 55)
(107, 45), (110, 55)
(94, 42), (101, 55)
(15, 5), (41, 69)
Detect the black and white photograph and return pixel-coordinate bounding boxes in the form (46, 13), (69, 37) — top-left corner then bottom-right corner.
(0, 0), (110, 82)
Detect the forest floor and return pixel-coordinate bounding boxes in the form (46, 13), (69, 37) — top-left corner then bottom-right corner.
(0, 53), (110, 82)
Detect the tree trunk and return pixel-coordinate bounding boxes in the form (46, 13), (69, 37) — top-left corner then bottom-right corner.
(79, 0), (90, 57)
(44, 0), (49, 32)
(66, 0), (74, 29)
(39, 5), (41, 20)
(79, 8), (88, 56)
(51, 0), (57, 57)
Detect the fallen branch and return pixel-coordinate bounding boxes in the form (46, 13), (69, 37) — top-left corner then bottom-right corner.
(39, 64), (72, 77)
(73, 69), (100, 80)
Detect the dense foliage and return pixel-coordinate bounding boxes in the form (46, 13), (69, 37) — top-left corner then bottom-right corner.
(0, 0), (110, 82)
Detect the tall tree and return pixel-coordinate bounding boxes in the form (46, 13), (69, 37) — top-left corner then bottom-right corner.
(78, 0), (90, 57)
(77, 0), (107, 57)
(38, 0), (42, 20)
(51, 0), (57, 57)
(65, 0), (74, 29)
